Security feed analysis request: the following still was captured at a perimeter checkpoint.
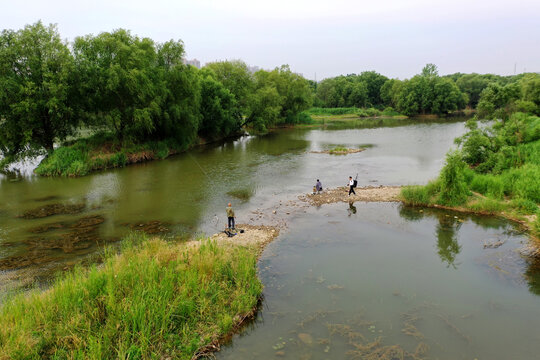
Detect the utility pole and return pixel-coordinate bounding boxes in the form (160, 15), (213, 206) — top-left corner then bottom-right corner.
(514, 63), (517, 75)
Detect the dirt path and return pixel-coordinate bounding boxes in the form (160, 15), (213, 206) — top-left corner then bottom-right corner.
(300, 186), (402, 206)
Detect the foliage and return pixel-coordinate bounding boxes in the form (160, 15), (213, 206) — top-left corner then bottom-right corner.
(204, 60), (254, 112)
(0, 234), (262, 359)
(401, 180), (440, 205)
(395, 65), (467, 116)
(245, 65), (312, 130)
(198, 70), (241, 140)
(0, 21), (75, 164)
(438, 151), (470, 206)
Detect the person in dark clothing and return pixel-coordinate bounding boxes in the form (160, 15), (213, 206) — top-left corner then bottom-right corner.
(315, 179), (322, 193)
(348, 176), (356, 196)
(226, 202), (235, 229)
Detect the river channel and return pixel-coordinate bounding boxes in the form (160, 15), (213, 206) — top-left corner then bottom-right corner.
(1, 118), (539, 359)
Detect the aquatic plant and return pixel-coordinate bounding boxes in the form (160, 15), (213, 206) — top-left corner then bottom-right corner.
(227, 188), (254, 201)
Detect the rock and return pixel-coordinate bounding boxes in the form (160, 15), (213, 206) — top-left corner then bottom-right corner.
(298, 333), (313, 345)
(275, 351), (285, 357)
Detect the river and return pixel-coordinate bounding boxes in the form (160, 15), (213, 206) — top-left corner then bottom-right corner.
(1, 118), (539, 359)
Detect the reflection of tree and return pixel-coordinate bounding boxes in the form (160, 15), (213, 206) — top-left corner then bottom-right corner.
(435, 215), (462, 269)
(525, 256), (540, 296)
(398, 204), (425, 222)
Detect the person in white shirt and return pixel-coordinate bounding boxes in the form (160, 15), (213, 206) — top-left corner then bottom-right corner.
(348, 176), (356, 196)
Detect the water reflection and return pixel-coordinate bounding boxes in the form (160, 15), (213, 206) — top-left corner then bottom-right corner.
(434, 216), (462, 269)
(347, 201), (357, 217)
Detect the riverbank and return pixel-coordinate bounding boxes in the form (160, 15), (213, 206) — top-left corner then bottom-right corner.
(34, 131), (246, 177)
(0, 225), (279, 359)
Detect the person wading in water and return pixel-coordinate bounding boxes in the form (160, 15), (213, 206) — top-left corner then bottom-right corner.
(226, 203), (235, 230)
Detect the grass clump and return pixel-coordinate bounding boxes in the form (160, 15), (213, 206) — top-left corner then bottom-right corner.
(328, 146), (349, 154)
(227, 188), (254, 201)
(35, 132), (185, 177)
(469, 198), (509, 214)
(0, 234), (262, 359)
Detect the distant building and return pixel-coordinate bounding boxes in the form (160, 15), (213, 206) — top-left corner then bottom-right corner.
(247, 65), (260, 74)
(183, 58), (201, 68)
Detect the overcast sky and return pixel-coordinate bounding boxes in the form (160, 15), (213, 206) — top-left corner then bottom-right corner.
(2, 0), (539, 79)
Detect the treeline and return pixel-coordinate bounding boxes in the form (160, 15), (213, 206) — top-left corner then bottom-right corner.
(0, 21), (312, 168)
(315, 64), (537, 117)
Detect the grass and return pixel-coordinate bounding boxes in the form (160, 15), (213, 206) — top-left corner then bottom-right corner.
(328, 146), (349, 155)
(226, 188), (254, 201)
(303, 107), (407, 124)
(0, 233), (262, 359)
(35, 132), (187, 177)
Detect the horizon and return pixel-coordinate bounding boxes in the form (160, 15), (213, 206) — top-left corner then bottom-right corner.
(2, 0), (539, 80)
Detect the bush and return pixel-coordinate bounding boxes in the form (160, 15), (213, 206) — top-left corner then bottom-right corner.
(510, 198), (539, 214)
(110, 152), (127, 167)
(438, 151), (470, 206)
(35, 147), (88, 176)
(155, 141), (169, 159)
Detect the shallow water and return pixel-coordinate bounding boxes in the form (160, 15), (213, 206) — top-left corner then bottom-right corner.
(218, 203), (540, 359)
(0, 119), (467, 286)
(1, 118), (540, 357)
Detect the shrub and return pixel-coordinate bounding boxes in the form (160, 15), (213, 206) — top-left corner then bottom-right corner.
(155, 141), (169, 159)
(35, 147), (88, 176)
(110, 152), (127, 167)
(510, 198), (539, 214)
(438, 151), (470, 206)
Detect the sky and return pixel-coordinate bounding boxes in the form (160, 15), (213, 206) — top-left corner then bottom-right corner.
(1, 0), (539, 80)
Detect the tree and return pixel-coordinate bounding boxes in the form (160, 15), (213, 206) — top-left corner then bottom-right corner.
(73, 30), (162, 141)
(245, 65), (312, 129)
(204, 60), (254, 112)
(421, 63), (438, 78)
(477, 82), (520, 120)
(0, 21), (75, 165)
(456, 74), (490, 108)
(198, 69), (241, 140)
(521, 74), (540, 115)
(154, 48), (201, 146)
(357, 71), (388, 107)
(395, 64), (466, 116)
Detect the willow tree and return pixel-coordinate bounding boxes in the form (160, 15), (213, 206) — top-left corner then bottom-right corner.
(0, 21), (75, 166)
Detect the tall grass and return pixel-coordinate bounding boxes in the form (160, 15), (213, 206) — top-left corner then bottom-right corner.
(0, 234), (262, 359)
(35, 132), (184, 177)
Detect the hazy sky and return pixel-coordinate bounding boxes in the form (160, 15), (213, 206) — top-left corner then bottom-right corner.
(2, 0), (539, 79)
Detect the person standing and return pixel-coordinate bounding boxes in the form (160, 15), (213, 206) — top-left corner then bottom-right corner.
(348, 176), (356, 196)
(226, 203), (235, 229)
